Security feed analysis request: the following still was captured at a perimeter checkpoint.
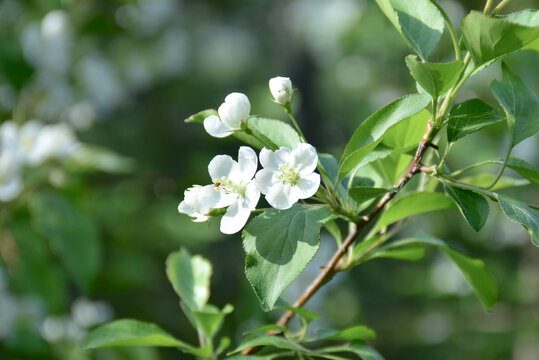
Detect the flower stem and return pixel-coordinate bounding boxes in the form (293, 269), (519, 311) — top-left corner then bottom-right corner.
(284, 105), (307, 143)
(491, 0), (513, 16)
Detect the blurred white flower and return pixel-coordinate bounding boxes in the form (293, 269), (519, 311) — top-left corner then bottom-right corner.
(28, 123), (79, 165)
(0, 151), (22, 202)
(208, 146), (260, 234)
(269, 76), (293, 106)
(203, 92), (250, 138)
(178, 185), (222, 222)
(256, 143), (320, 210)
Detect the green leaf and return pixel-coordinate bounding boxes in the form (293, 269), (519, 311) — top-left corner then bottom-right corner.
(339, 93), (430, 178)
(192, 304), (234, 340)
(216, 336), (231, 356)
(85, 319), (193, 349)
(490, 63), (539, 147)
(324, 220), (342, 245)
(375, 192), (456, 231)
(369, 241), (426, 262)
(405, 56), (463, 98)
(234, 117), (301, 150)
(185, 109), (217, 123)
(348, 187), (390, 205)
(371, 151), (413, 185)
(382, 109), (429, 151)
(505, 157), (539, 186)
(322, 340), (386, 360)
(29, 192), (101, 293)
(497, 9), (539, 31)
(462, 11), (539, 68)
(445, 185), (489, 231)
(243, 324), (288, 335)
(459, 174), (529, 190)
(395, 234), (498, 309)
(497, 195), (539, 246)
(243, 205), (333, 311)
(166, 249), (212, 311)
(228, 334), (306, 355)
(376, 0), (444, 60)
(446, 99), (504, 142)
(310, 325), (376, 342)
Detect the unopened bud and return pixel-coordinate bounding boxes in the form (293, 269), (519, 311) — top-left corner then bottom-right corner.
(269, 76), (293, 106)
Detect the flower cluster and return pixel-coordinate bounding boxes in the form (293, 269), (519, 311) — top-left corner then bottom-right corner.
(0, 120), (79, 202)
(178, 144), (320, 234)
(179, 76), (320, 234)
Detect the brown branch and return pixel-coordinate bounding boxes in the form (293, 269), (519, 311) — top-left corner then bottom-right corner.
(241, 122), (435, 355)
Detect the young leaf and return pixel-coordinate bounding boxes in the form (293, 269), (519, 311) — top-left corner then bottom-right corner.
(459, 174), (529, 191)
(369, 241), (426, 262)
(243, 324), (288, 335)
(234, 117), (301, 150)
(405, 56), (463, 98)
(29, 192), (101, 294)
(394, 235), (498, 309)
(192, 304), (234, 340)
(85, 319), (193, 349)
(376, 0), (444, 60)
(243, 205), (333, 310)
(490, 63), (539, 147)
(185, 109), (217, 123)
(445, 185), (489, 231)
(462, 11), (539, 67)
(497, 196), (539, 246)
(166, 249), (212, 311)
(371, 151), (413, 185)
(497, 9), (539, 33)
(504, 157), (539, 186)
(382, 109), (430, 151)
(446, 99), (504, 142)
(321, 340), (386, 360)
(375, 192), (456, 231)
(228, 334), (306, 355)
(339, 93), (430, 178)
(348, 187), (390, 206)
(310, 325), (376, 342)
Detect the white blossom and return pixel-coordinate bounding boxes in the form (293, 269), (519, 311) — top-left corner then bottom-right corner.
(178, 146), (260, 234)
(203, 92), (250, 138)
(27, 123), (79, 165)
(255, 143), (320, 210)
(0, 151), (23, 202)
(269, 76), (293, 106)
(178, 185), (222, 223)
(208, 146), (260, 234)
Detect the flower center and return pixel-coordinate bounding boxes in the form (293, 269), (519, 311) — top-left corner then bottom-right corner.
(214, 177), (246, 197)
(278, 164), (300, 186)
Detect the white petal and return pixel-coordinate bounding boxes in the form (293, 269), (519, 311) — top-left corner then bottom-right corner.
(255, 168), (277, 195)
(208, 155), (236, 181)
(215, 192), (236, 208)
(218, 92), (250, 130)
(269, 76), (292, 105)
(195, 185), (222, 211)
(259, 147), (290, 170)
(290, 143), (318, 175)
(237, 146), (258, 180)
(266, 183), (297, 210)
(203, 115), (233, 138)
(242, 181), (260, 210)
(294, 173), (321, 199)
(0, 176), (23, 202)
(220, 199), (251, 234)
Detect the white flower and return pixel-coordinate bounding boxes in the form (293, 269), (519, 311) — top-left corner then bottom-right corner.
(0, 151), (23, 202)
(255, 143), (320, 210)
(203, 92), (250, 138)
(269, 76), (293, 106)
(27, 123), (79, 165)
(208, 146), (260, 234)
(178, 146), (260, 234)
(178, 185), (221, 223)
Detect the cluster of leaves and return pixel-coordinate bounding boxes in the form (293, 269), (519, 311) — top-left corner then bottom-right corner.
(86, 1), (538, 359)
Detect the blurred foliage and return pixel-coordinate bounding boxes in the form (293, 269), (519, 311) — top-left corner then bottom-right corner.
(0, 0), (537, 359)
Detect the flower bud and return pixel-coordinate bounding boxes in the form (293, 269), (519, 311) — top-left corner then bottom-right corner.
(269, 76), (293, 106)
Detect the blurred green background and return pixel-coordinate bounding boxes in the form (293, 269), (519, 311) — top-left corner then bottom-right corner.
(0, 0), (538, 359)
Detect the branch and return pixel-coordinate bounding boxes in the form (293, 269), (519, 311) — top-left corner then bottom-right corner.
(241, 121), (435, 355)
